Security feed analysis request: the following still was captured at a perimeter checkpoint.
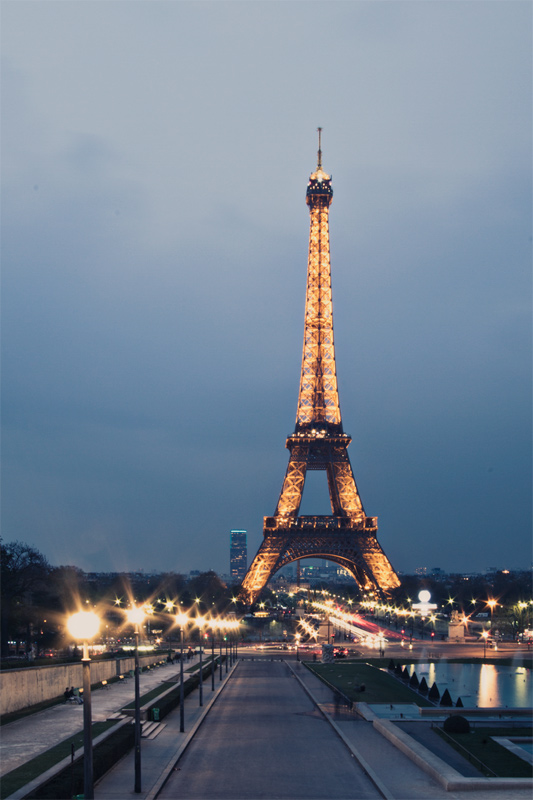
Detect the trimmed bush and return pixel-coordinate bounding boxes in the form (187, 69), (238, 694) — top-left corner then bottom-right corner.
(428, 682), (440, 701)
(443, 714), (470, 734)
(418, 676), (428, 694)
(394, 664), (403, 676)
(456, 696), (464, 707)
(440, 688), (453, 706)
(401, 667), (410, 682)
(409, 672), (419, 689)
(387, 659), (395, 672)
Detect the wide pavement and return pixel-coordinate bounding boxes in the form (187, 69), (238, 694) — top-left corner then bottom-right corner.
(3, 651), (532, 800)
(158, 658), (380, 800)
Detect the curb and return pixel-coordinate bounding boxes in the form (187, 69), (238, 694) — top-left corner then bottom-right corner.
(374, 717), (533, 792)
(145, 661), (239, 800)
(286, 662), (394, 800)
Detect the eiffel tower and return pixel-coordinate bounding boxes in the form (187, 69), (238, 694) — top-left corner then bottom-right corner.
(240, 132), (400, 605)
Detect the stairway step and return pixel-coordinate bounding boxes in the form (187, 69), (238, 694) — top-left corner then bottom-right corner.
(143, 722), (166, 739)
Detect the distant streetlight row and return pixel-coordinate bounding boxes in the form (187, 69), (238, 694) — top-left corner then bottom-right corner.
(66, 607), (241, 797)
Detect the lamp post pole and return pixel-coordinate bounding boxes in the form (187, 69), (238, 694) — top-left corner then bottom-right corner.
(219, 637), (223, 681)
(180, 624), (185, 731)
(195, 617), (206, 707)
(126, 606), (145, 795)
(66, 611), (99, 800)
(174, 613), (188, 732)
(134, 624), (141, 793)
(81, 641), (94, 800)
(199, 638), (203, 706)
(482, 630), (489, 660)
(211, 628), (216, 691)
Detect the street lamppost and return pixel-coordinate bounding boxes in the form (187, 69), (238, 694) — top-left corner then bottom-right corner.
(66, 610), (100, 800)
(487, 599), (497, 632)
(225, 625), (229, 673)
(126, 606), (145, 794)
(481, 629), (489, 660)
(234, 619), (240, 662)
(209, 620), (217, 691)
(295, 632), (301, 662)
(175, 612), (189, 732)
(195, 616), (207, 706)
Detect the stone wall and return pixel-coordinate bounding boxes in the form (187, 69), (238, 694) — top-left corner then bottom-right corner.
(0, 653), (167, 715)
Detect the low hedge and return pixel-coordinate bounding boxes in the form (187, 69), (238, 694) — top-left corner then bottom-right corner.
(27, 722), (134, 800)
(148, 659), (220, 721)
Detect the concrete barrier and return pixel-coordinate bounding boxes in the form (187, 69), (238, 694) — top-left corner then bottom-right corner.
(0, 654), (168, 715)
(373, 717), (533, 792)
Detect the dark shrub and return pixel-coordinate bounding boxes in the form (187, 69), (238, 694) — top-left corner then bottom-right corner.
(443, 715), (470, 734)
(418, 677), (429, 694)
(394, 664), (403, 676)
(33, 723), (134, 798)
(401, 667), (410, 682)
(388, 659), (395, 671)
(440, 689), (453, 706)
(409, 672), (419, 689)
(456, 696), (464, 708)
(428, 682), (440, 701)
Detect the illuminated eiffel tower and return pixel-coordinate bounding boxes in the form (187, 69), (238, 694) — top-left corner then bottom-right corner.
(240, 131), (400, 605)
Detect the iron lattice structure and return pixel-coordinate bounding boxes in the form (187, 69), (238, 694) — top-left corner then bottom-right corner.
(240, 134), (400, 604)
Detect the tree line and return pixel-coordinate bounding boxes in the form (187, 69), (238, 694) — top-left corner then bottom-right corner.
(0, 539), (235, 659)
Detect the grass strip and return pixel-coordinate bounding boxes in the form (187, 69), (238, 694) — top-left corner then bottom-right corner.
(122, 657), (220, 711)
(0, 721), (114, 799)
(122, 680), (177, 709)
(307, 662), (433, 706)
(434, 725), (533, 778)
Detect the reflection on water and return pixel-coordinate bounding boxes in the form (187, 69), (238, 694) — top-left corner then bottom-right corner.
(406, 662), (532, 707)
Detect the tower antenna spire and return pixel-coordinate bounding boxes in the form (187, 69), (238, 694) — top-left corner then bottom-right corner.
(317, 126), (323, 169)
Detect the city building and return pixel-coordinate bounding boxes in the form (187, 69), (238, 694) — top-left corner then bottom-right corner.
(230, 530), (247, 581)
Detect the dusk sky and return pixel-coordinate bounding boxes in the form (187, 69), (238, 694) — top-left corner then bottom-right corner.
(2, 2), (531, 579)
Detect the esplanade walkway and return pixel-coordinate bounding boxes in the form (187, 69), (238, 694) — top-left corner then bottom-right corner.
(2, 651), (531, 800)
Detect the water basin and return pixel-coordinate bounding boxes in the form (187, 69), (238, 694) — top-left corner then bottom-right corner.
(404, 662), (532, 708)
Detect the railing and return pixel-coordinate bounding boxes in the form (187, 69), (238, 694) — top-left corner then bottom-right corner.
(432, 725), (498, 777)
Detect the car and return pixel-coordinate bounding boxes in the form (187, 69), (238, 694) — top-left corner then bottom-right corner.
(333, 647), (348, 659)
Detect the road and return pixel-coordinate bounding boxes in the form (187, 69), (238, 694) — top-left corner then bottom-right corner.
(158, 658), (381, 800)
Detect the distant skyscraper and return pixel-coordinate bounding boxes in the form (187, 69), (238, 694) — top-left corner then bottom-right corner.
(230, 530), (247, 581)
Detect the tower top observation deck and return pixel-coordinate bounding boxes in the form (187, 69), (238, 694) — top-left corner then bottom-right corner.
(307, 127), (332, 205)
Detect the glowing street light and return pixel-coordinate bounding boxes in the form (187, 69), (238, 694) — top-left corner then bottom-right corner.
(481, 629), (489, 660)
(67, 611), (100, 800)
(126, 606), (145, 794)
(175, 612), (189, 732)
(487, 599), (497, 629)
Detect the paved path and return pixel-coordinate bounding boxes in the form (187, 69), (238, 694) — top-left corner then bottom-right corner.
(3, 655), (532, 800)
(158, 659), (380, 800)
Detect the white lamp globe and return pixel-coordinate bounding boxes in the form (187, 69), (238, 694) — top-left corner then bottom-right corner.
(67, 610), (100, 640)
(126, 606), (145, 626)
(418, 590), (431, 604)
